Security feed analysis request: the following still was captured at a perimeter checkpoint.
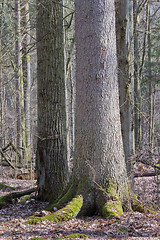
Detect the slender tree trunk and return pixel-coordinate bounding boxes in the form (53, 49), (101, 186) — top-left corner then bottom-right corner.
(133, 0), (142, 150)
(73, 0), (131, 216)
(21, 0), (31, 166)
(115, 0), (135, 177)
(36, 0), (68, 202)
(0, 1), (3, 151)
(15, 0), (22, 155)
(147, 6), (155, 151)
(64, 0), (75, 175)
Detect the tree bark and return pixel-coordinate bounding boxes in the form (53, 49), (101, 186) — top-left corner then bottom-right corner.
(133, 0), (142, 150)
(36, 0), (68, 202)
(73, 0), (131, 216)
(21, 0), (31, 165)
(115, 0), (135, 177)
(15, 0), (22, 154)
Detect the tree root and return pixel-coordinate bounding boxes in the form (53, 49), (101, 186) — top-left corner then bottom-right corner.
(0, 187), (37, 209)
(25, 195), (83, 224)
(131, 193), (157, 214)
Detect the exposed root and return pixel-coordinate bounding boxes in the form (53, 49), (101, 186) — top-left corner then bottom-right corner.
(131, 193), (157, 214)
(25, 195), (83, 224)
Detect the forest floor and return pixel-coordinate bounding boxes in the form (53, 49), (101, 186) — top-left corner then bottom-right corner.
(0, 166), (160, 240)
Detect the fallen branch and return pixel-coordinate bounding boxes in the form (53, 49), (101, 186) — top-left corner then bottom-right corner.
(134, 171), (160, 178)
(0, 149), (16, 170)
(0, 187), (37, 209)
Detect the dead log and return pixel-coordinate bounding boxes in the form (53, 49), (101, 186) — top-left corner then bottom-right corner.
(0, 187), (37, 209)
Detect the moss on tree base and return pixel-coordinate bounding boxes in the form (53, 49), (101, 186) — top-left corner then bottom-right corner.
(25, 195), (83, 224)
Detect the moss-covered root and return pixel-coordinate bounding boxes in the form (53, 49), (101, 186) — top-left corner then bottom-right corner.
(131, 193), (156, 214)
(0, 187), (37, 209)
(25, 195), (83, 224)
(46, 181), (77, 211)
(101, 180), (123, 218)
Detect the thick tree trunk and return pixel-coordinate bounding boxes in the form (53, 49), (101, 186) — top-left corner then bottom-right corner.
(73, 0), (131, 216)
(36, 0), (68, 202)
(115, 0), (135, 177)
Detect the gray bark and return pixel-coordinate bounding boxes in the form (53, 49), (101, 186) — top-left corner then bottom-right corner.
(15, 0), (22, 153)
(21, 0), (31, 165)
(115, 0), (135, 176)
(133, 0), (142, 150)
(36, 0), (68, 201)
(74, 0), (130, 214)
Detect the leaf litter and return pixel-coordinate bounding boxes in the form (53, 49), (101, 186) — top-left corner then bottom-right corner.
(0, 173), (160, 239)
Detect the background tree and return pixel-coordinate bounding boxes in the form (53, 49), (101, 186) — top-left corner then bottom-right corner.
(14, 0), (22, 157)
(115, 0), (135, 179)
(36, 0), (68, 201)
(21, 0), (31, 166)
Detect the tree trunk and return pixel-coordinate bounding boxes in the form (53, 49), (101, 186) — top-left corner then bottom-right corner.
(21, 0), (31, 166)
(133, 0), (142, 150)
(15, 0), (22, 157)
(36, 0), (68, 202)
(73, 0), (131, 216)
(0, 2), (4, 151)
(115, 0), (135, 177)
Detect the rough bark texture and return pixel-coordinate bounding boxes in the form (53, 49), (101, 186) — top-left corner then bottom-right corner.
(115, 0), (135, 176)
(74, 0), (131, 216)
(36, 0), (68, 201)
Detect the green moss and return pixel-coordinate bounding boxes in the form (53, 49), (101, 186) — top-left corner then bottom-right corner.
(0, 183), (16, 190)
(29, 238), (44, 240)
(64, 233), (90, 238)
(25, 195), (83, 224)
(102, 179), (123, 218)
(19, 195), (30, 204)
(102, 198), (123, 218)
(105, 179), (117, 196)
(46, 181), (77, 211)
(131, 194), (156, 214)
(154, 164), (160, 171)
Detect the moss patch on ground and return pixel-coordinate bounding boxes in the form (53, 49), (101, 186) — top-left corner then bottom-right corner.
(26, 195), (83, 224)
(64, 233), (90, 238)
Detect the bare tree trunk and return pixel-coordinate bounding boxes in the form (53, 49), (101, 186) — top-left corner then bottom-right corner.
(21, 0), (31, 166)
(36, 0), (68, 202)
(115, 0), (135, 178)
(133, 0), (143, 150)
(0, 2), (4, 151)
(15, 0), (22, 156)
(63, 0), (75, 175)
(73, 0), (131, 216)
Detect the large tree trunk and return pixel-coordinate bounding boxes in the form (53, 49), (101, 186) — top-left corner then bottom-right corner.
(73, 0), (131, 216)
(115, 0), (135, 177)
(36, 0), (68, 202)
